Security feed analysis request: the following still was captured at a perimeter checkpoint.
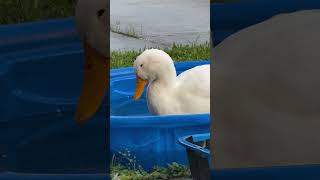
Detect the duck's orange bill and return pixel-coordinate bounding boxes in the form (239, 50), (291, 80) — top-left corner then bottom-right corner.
(133, 75), (147, 101)
(74, 41), (109, 125)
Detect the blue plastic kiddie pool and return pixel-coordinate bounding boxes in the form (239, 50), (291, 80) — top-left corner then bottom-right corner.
(110, 61), (210, 170)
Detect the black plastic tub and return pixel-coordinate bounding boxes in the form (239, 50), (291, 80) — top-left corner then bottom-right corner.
(178, 133), (210, 180)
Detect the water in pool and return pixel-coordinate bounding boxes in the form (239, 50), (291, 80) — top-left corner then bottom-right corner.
(4, 110), (106, 173)
(111, 96), (151, 116)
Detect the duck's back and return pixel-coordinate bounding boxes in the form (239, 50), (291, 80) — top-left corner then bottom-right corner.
(175, 64), (210, 114)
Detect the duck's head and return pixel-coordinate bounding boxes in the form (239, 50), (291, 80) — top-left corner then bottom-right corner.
(74, 0), (109, 125)
(133, 49), (176, 101)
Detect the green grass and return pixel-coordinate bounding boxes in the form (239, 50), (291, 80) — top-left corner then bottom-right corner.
(0, 0), (76, 25)
(111, 150), (191, 180)
(111, 163), (191, 180)
(111, 42), (210, 69)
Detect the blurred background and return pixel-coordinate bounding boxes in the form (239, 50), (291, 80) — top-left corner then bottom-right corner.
(0, 0), (76, 24)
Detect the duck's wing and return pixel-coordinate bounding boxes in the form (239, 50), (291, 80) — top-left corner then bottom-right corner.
(176, 64), (210, 99)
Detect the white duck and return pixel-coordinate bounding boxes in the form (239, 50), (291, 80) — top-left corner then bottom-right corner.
(74, 0), (109, 124)
(133, 49), (210, 115)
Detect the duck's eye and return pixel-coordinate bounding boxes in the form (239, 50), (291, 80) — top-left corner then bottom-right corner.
(140, 64), (143, 67)
(97, 9), (106, 17)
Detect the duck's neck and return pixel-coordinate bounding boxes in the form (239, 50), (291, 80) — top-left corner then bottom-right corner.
(148, 69), (176, 100)
(153, 67), (177, 88)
